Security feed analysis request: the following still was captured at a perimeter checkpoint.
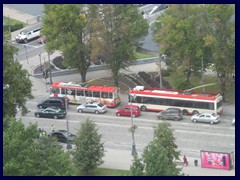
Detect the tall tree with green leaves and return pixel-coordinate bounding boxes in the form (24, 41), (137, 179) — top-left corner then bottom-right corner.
(3, 32), (33, 118)
(152, 5), (211, 88)
(42, 4), (95, 83)
(130, 154), (144, 176)
(130, 122), (182, 176)
(95, 4), (149, 86)
(4, 118), (74, 176)
(203, 4), (235, 101)
(73, 119), (104, 174)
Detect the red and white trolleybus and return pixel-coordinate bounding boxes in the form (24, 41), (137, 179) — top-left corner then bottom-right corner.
(50, 82), (121, 107)
(129, 86), (223, 115)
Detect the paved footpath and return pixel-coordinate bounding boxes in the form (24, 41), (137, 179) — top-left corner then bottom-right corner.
(6, 5), (235, 176)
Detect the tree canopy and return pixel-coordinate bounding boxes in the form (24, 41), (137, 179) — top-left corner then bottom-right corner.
(3, 118), (74, 176)
(42, 4), (148, 86)
(73, 118), (105, 174)
(3, 32), (33, 118)
(130, 122), (182, 176)
(152, 4), (235, 98)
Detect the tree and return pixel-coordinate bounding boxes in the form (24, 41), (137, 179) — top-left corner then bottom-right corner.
(130, 122), (182, 176)
(152, 5), (211, 87)
(42, 4), (92, 83)
(73, 118), (104, 174)
(3, 118), (74, 176)
(95, 4), (149, 86)
(130, 154), (144, 176)
(3, 32), (33, 118)
(203, 4), (235, 101)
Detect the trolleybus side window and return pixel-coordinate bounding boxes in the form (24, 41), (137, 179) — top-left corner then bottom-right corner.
(109, 93), (113, 99)
(61, 88), (66, 95)
(101, 92), (108, 98)
(85, 91), (92, 97)
(77, 90), (84, 96)
(52, 88), (59, 94)
(93, 91), (100, 98)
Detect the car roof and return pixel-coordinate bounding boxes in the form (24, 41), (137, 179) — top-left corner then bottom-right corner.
(123, 105), (139, 108)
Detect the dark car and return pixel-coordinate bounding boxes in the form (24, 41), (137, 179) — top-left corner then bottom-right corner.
(35, 106), (66, 119)
(49, 130), (76, 143)
(37, 97), (67, 110)
(156, 108), (183, 121)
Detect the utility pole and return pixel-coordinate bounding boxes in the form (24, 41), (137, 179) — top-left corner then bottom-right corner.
(201, 57), (205, 92)
(65, 98), (72, 150)
(24, 45), (29, 64)
(130, 89), (137, 155)
(39, 53), (42, 71)
(48, 53), (53, 85)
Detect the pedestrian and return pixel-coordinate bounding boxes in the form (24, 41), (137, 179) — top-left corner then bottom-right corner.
(183, 155), (188, 166)
(39, 131), (43, 138)
(42, 129), (46, 136)
(51, 124), (55, 132)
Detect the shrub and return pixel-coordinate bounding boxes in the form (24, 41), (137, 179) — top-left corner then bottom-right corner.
(52, 56), (67, 69)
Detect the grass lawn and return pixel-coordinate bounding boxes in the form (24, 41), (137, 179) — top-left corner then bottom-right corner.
(75, 168), (131, 176)
(3, 16), (27, 26)
(134, 51), (157, 59)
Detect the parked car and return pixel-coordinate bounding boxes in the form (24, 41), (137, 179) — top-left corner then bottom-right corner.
(37, 97), (67, 110)
(35, 106), (66, 119)
(191, 113), (220, 124)
(116, 105), (141, 117)
(232, 118), (235, 126)
(77, 102), (107, 114)
(48, 130), (76, 143)
(15, 24), (42, 43)
(156, 108), (183, 121)
(37, 36), (46, 44)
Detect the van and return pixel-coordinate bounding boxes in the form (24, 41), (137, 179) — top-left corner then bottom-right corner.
(37, 97), (67, 110)
(15, 24), (42, 43)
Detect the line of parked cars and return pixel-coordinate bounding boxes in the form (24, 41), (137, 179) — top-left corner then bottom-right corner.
(35, 97), (234, 126)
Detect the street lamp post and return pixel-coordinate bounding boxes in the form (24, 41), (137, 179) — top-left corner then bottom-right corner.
(65, 98), (72, 150)
(159, 54), (166, 88)
(24, 45), (29, 64)
(39, 53), (42, 71)
(47, 53), (53, 85)
(201, 57), (205, 92)
(130, 90), (137, 155)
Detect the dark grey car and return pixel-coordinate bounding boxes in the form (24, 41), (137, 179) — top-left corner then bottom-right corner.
(157, 108), (183, 121)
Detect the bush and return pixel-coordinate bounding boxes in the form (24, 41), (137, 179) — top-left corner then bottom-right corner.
(3, 23), (24, 32)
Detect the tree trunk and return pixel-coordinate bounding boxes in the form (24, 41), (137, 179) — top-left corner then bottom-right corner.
(219, 75), (226, 102)
(185, 69), (191, 84)
(113, 72), (119, 87)
(80, 70), (87, 83)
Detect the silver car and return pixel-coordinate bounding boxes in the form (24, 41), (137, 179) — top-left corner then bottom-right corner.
(191, 113), (220, 124)
(77, 102), (107, 114)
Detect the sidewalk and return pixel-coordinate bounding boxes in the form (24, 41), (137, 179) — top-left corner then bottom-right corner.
(100, 149), (235, 176)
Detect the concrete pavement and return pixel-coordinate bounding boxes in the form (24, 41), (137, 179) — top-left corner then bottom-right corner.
(6, 5), (235, 176)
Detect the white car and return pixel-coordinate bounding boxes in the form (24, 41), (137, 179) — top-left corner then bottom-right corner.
(191, 113), (220, 124)
(232, 118), (235, 126)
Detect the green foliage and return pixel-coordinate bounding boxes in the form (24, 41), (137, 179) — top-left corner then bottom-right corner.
(96, 4), (149, 86)
(130, 154), (144, 176)
(73, 118), (105, 174)
(42, 4), (91, 83)
(3, 16), (26, 32)
(3, 32), (33, 117)
(203, 4), (235, 101)
(131, 122), (182, 176)
(3, 117), (74, 176)
(143, 144), (181, 176)
(152, 4), (235, 101)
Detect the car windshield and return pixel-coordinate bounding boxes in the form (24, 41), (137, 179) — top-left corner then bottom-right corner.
(97, 103), (104, 107)
(211, 113), (217, 117)
(20, 31), (27, 35)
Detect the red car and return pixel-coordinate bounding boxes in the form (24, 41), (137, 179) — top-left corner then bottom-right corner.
(116, 105), (141, 117)
(37, 36), (46, 44)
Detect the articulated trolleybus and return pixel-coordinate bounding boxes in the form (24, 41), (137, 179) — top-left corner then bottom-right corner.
(129, 86), (223, 115)
(50, 82), (121, 107)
